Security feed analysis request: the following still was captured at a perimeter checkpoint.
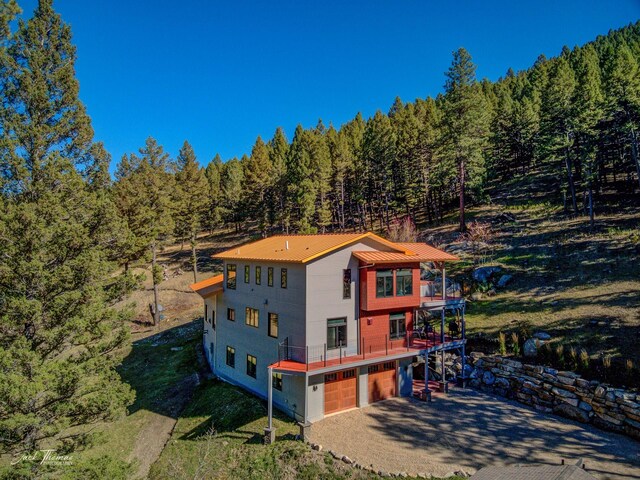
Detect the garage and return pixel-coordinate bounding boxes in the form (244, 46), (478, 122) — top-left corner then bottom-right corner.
(324, 369), (357, 415)
(368, 361), (396, 403)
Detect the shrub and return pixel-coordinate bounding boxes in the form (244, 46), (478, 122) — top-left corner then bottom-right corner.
(554, 344), (565, 369)
(511, 332), (520, 356)
(579, 348), (590, 372)
(567, 346), (578, 371)
(498, 332), (507, 356)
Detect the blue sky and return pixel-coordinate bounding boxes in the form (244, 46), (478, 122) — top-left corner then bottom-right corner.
(17, 1), (640, 168)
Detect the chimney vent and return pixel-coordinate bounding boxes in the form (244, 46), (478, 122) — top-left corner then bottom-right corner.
(285, 241), (289, 250)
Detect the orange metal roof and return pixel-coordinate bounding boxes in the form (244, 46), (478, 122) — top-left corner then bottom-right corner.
(353, 242), (457, 263)
(395, 242), (459, 261)
(189, 274), (223, 298)
(212, 232), (412, 264)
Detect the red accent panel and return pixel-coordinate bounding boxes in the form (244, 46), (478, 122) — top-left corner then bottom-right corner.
(358, 308), (414, 352)
(359, 262), (420, 311)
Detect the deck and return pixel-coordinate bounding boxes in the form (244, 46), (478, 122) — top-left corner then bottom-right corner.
(271, 335), (465, 374)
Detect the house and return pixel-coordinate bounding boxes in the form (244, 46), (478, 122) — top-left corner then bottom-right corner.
(190, 232), (466, 435)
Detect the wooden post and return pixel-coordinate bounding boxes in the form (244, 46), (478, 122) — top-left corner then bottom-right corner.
(440, 308), (445, 344)
(442, 266), (446, 301)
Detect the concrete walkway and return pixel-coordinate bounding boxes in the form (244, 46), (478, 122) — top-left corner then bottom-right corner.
(309, 388), (640, 479)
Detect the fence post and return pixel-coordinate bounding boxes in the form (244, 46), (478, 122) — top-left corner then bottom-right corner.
(340, 345), (343, 364)
(385, 334), (388, 355)
(324, 343), (327, 367)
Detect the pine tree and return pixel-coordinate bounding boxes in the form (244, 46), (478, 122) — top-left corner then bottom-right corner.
(287, 125), (317, 233)
(603, 43), (640, 190)
(220, 157), (244, 232)
(243, 136), (273, 236)
(311, 120), (332, 232)
(173, 141), (208, 281)
(572, 44), (604, 226)
(203, 154), (223, 233)
(541, 56), (579, 212)
(267, 128), (289, 231)
(114, 138), (174, 325)
(441, 48), (488, 231)
(0, 0), (133, 454)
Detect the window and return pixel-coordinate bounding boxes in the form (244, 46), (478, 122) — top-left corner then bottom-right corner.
(268, 313), (278, 338)
(396, 269), (413, 296)
(325, 373), (338, 382)
(244, 265), (250, 283)
(390, 312), (406, 339)
(342, 369), (355, 379)
(272, 372), (283, 391)
(368, 364), (379, 374)
(246, 354), (257, 378)
(226, 346), (235, 368)
(227, 307), (235, 321)
(281, 268), (287, 288)
(267, 267), (274, 287)
(204, 304), (208, 324)
(255, 266), (262, 285)
(211, 310), (216, 330)
(343, 269), (352, 299)
(245, 307), (259, 328)
(327, 317), (347, 349)
(383, 361), (395, 370)
(376, 269), (393, 298)
(226, 264), (236, 289)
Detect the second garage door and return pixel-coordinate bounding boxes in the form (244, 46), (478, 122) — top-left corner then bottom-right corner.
(324, 369), (357, 415)
(368, 361), (396, 403)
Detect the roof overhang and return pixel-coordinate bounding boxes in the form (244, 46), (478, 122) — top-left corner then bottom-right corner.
(189, 274), (224, 298)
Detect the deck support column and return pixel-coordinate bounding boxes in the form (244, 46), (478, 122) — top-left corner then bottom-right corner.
(264, 366), (276, 444)
(440, 348), (448, 393)
(424, 354), (432, 402)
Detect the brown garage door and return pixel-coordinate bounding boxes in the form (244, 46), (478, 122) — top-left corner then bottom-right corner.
(368, 361), (396, 403)
(324, 369), (357, 415)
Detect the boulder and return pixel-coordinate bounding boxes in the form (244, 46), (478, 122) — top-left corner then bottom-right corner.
(470, 292), (484, 301)
(482, 370), (496, 385)
(497, 274), (513, 288)
(523, 338), (540, 358)
(472, 266), (502, 283)
(532, 331), (552, 341)
(554, 403), (590, 423)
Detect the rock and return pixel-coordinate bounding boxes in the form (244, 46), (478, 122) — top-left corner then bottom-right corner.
(471, 292), (484, 301)
(341, 455), (352, 464)
(472, 266), (502, 283)
(523, 338), (540, 358)
(554, 403), (590, 423)
(579, 401), (593, 412)
(311, 443), (322, 451)
(497, 274), (513, 288)
(482, 370), (496, 385)
(532, 331), (552, 341)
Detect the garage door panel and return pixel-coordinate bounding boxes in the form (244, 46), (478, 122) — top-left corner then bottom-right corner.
(368, 362), (396, 403)
(324, 369), (357, 415)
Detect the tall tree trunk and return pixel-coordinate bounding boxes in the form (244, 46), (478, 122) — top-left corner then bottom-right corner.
(191, 231), (198, 283)
(588, 186), (595, 229)
(564, 143), (578, 214)
(630, 127), (640, 191)
(150, 243), (160, 326)
(459, 159), (466, 232)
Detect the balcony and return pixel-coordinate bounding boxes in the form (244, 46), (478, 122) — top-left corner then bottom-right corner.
(272, 329), (465, 373)
(420, 280), (465, 308)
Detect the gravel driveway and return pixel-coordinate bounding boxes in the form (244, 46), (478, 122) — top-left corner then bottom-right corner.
(309, 388), (640, 479)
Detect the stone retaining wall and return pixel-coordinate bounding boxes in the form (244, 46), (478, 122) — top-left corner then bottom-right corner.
(468, 354), (640, 440)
